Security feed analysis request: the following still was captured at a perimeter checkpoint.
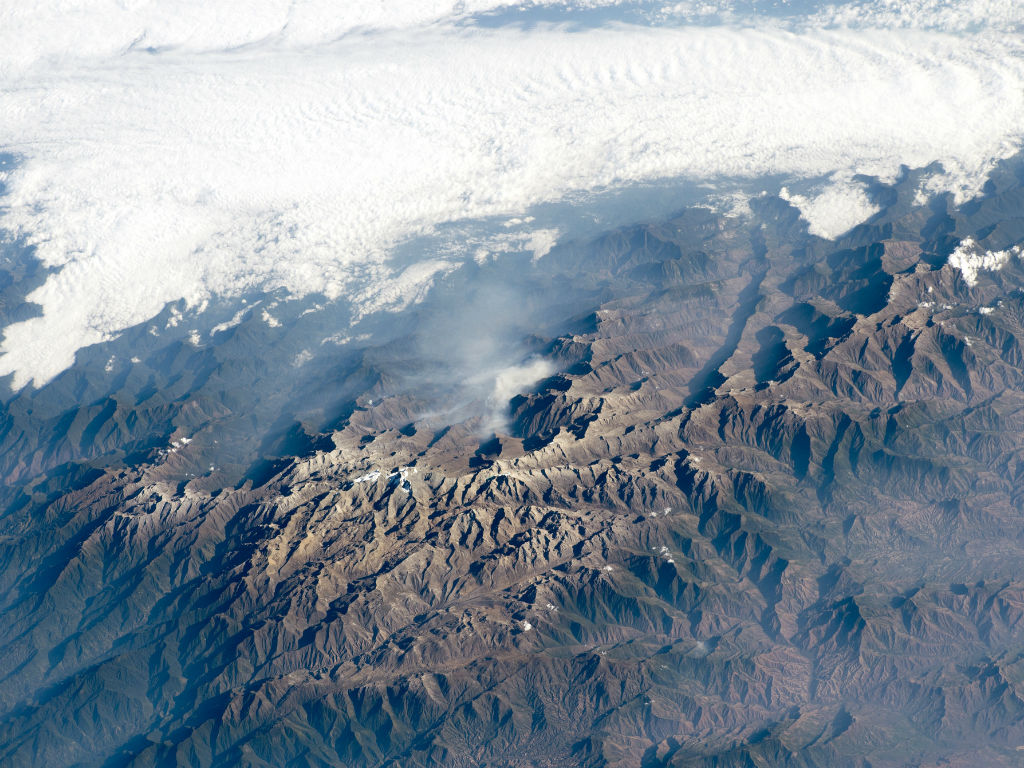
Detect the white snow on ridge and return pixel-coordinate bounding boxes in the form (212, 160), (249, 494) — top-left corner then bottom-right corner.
(351, 466), (417, 488)
(0, 1), (1022, 388)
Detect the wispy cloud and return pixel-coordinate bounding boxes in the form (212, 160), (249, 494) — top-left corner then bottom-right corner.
(486, 357), (556, 431)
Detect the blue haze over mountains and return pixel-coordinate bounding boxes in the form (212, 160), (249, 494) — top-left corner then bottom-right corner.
(4, 156), (1024, 765)
(3, 1), (1024, 766)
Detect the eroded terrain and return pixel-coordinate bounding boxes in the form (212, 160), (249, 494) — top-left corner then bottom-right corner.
(4, 165), (1024, 766)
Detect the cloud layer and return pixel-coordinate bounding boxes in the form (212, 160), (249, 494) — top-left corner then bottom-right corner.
(0, 1), (1022, 387)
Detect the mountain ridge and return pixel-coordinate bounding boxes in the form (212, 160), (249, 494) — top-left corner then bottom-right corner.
(4, 162), (1024, 766)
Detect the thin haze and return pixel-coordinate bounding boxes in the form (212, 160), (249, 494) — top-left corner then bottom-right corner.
(0, 0), (1022, 388)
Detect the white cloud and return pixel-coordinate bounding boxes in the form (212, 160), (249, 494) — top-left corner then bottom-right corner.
(485, 357), (556, 431)
(780, 176), (881, 240)
(813, 0), (1024, 31)
(0, 0), (542, 75)
(948, 238), (1022, 288)
(0, 1), (1022, 387)
(491, 358), (556, 406)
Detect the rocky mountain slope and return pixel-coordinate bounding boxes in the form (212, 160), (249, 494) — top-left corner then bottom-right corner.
(4, 162), (1024, 766)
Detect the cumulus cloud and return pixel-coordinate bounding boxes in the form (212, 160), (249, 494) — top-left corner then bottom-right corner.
(0, 1), (1023, 387)
(948, 238), (1022, 288)
(780, 176), (881, 240)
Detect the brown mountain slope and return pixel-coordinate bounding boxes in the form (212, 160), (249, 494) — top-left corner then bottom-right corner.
(4, 170), (1024, 767)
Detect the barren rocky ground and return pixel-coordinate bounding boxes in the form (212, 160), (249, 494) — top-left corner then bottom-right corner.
(4, 162), (1024, 766)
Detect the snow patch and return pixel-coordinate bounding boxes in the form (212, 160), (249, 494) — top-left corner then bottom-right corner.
(352, 466), (416, 491)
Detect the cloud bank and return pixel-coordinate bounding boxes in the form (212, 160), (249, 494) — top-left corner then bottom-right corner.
(0, 0), (1022, 387)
